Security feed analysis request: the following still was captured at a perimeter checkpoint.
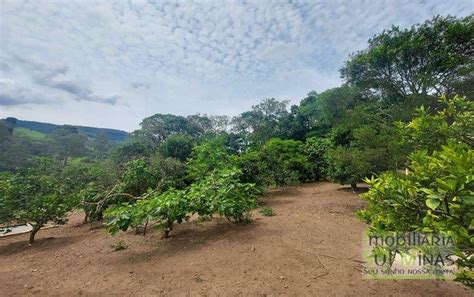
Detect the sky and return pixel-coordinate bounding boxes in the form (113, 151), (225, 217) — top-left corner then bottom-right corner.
(0, 0), (472, 131)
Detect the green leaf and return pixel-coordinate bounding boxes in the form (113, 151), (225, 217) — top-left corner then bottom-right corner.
(425, 198), (441, 210)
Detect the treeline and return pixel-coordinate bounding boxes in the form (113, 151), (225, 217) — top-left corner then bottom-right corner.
(0, 118), (121, 171)
(0, 15), (472, 285)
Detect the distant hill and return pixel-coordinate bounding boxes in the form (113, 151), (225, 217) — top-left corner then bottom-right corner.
(3, 117), (130, 142)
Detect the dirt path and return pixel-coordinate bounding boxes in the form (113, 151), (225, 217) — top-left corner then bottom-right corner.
(0, 182), (471, 296)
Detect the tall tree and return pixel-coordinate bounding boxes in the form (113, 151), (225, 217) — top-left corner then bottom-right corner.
(341, 15), (474, 102)
(133, 114), (202, 146)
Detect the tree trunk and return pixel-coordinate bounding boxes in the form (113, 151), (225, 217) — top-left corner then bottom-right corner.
(350, 183), (357, 193)
(161, 221), (173, 239)
(142, 220), (148, 236)
(29, 223), (42, 244)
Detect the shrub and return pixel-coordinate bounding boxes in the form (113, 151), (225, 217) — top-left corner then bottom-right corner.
(260, 206), (274, 217)
(112, 240), (127, 251)
(0, 166), (75, 244)
(105, 190), (190, 238)
(118, 159), (156, 196)
(105, 168), (260, 238)
(236, 138), (311, 187)
(187, 168), (260, 223)
(187, 137), (233, 181)
(304, 137), (332, 180)
(359, 142), (473, 286)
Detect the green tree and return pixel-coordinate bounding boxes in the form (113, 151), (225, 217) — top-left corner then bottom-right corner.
(158, 134), (194, 161)
(187, 137), (233, 181)
(236, 138), (310, 187)
(358, 95), (474, 286)
(133, 114), (203, 146)
(341, 15), (474, 102)
(49, 126), (88, 165)
(0, 164), (74, 244)
(93, 132), (110, 160)
(232, 98), (290, 146)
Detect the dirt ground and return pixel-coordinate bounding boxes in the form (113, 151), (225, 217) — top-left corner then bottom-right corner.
(0, 182), (471, 296)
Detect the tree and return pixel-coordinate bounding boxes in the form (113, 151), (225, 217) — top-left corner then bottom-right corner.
(296, 86), (363, 137)
(158, 134), (194, 161)
(187, 137), (233, 181)
(49, 126), (88, 165)
(149, 155), (188, 191)
(359, 143), (473, 286)
(232, 98), (290, 146)
(133, 114), (202, 146)
(118, 159), (156, 197)
(324, 123), (403, 191)
(236, 138), (310, 187)
(187, 168), (259, 223)
(398, 95), (474, 152)
(0, 164), (74, 244)
(341, 15), (474, 102)
(358, 95), (474, 286)
(105, 168), (259, 238)
(93, 132), (110, 160)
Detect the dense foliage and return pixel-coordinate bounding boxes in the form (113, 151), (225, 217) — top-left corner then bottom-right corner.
(359, 95), (474, 286)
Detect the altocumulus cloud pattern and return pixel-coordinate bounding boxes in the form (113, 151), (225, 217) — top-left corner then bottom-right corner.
(0, 0), (472, 130)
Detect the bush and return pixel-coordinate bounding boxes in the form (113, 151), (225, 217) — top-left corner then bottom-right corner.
(150, 155), (188, 191)
(118, 159), (156, 196)
(358, 96), (474, 286)
(0, 165), (75, 244)
(187, 137), (233, 181)
(260, 206), (274, 217)
(359, 142), (473, 286)
(236, 138), (311, 187)
(105, 189), (190, 238)
(304, 137), (332, 180)
(105, 168), (259, 238)
(112, 240), (127, 251)
(187, 168), (259, 223)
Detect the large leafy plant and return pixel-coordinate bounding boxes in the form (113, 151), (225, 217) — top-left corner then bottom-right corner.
(359, 95), (474, 286)
(0, 166), (75, 244)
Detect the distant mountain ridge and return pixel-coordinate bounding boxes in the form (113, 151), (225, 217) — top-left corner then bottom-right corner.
(3, 117), (130, 142)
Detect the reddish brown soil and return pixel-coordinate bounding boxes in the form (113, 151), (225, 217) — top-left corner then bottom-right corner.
(0, 182), (471, 296)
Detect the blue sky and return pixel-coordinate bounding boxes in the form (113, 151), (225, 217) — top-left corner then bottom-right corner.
(0, 0), (472, 131)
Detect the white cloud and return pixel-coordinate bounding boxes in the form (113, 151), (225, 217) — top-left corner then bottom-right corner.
(0, 0), (472, 131)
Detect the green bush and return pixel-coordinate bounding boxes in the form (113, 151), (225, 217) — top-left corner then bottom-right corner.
(304, 137), (332, 180)
(187, 168), (259, 223)
(105, 168), (259, 238)
(358, 96), (474, 286)
(359, 142), (473, 286)
(0, 164), (75, 244)
(105, 189), (189, 238)
(187, 137), (233, 181)
(236, 138), (311, 187)
(260, 206), (274, 217)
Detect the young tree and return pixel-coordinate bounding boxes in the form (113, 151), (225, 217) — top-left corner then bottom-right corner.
(0, 165), (74, 244)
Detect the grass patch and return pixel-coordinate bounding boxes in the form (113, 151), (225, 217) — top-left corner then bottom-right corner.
(112, 240), (127, 251)
(13, 128), (46, 140)
(259, 206), (274, 217)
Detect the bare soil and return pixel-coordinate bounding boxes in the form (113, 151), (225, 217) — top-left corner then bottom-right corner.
(0, 182), (471, 296)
